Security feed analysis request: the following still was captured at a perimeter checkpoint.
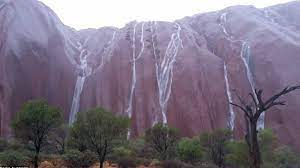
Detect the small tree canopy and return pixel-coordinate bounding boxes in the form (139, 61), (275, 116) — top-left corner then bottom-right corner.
(200, 129), (232, 168)
(177, 137), (203, 164)
(69, 107), (130, 168)
(12, 99), (62, 168)
(145, 123), (179, 160)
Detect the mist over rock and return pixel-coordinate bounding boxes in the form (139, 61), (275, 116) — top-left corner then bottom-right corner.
(0, 0), (300, 149)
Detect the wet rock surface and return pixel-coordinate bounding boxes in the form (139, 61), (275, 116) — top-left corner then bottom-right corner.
(0, 0), (300, 149)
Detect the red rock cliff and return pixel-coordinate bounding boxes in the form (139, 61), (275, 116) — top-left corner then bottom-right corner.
(0, 0), (300, 149)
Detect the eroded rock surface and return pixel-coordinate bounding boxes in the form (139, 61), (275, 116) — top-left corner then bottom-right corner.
(0, 0), (300, 149)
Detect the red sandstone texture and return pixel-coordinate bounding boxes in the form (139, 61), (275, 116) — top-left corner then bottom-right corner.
(0, 0), (300, 149)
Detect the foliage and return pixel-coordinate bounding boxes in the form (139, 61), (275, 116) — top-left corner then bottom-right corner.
(128, 137), (153, 158)
(259, 128), (278, 163)
(62, 149), (97, 167)
(113, 146), (133, 158)
(110, 146), (151, 167)
(69, 107), (130, 168)
(231, 86), (300, 168)
(0, 150), (30, 166)
(67, 124), (87, 152)
(145, 123), (179, 160)
(48, 124), (68, 154)
(109, 146), (133, 163)
(272, 146), (300, 168)
(12, 99), (63, 168)
(0, 138), (8, 152)
(117, 157), (138, 168)
(200, 129), (232, 168)
(177, 137), (203, 164)
(160, 160), (194, 168)
(225, 140), (250, 168)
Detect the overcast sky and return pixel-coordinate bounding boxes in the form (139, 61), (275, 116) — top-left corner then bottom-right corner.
(39, 0), (294, 30)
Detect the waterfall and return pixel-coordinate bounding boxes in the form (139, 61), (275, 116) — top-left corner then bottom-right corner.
(150, 21), (160, 126)
(126, 22), (145, 138)
(240, 42), (265, 129)
(69, 45), (92, 124)
(97, 31), (117, 70)
(220, 13), (230, 37)
(126, 22), (145, 118)
(263, 9), (276, 23)
(219, 12), (264, 129)
(69, 30), (117, 124)
(224, 63), (235, 130)
(153, 22), (183, 124)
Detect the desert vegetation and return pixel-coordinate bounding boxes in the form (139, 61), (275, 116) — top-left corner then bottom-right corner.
(0, 87), (300, 168)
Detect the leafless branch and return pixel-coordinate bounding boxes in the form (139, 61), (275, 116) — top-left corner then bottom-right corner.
(230, 103), (251, 119)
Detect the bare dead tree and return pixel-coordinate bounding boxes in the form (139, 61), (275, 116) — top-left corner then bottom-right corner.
(230, 85), (300, 168)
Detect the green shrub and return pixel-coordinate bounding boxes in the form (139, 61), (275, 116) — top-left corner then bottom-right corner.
(177, 137), (203, 164)
(135, 157), (151, 166)
(114, 146), (133, 158)
(117, 157), (137, 168)
(196, 162), (219, 168)
(128, 138), (153, 158)
(7, 140), (26, 151)
(0, 139), (8, 152)
(62, 150), (97, 167)
(149, 159), (160, 167)
(145, 123), (179, 160)
(160, 160), (194, 168)
(225, 140), (250, 168)
(0, 150), (30, 166)
(272, 146), (300, 168)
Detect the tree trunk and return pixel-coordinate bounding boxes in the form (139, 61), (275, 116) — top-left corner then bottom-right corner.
(249, 120), (261, 168)
(99, 158), (104, 168)
(34, 151), (39, 168)
(99, 144), (107, 168)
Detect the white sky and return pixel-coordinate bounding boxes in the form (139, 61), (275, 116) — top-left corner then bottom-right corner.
(39, 0), (294, 30)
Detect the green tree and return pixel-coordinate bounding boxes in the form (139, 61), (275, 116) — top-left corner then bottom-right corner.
(12, 100), (62, 168)
(48, 124), (68, 154)
(177, 137), (203, 164)
(200, 129), (232, 168)
(145, 123), (179, 160)
(69, 107), (130, 168)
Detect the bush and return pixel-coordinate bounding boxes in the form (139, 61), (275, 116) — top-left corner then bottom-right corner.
(7, 140), (26, 151)
(225, 140), (250, 168)
(177, 138), (203, 164)
(117, 157), (137, 168)
(135, 157), (151, 166)
(113, 146), (133, 158)
(196, 162), (219, 168)
(160, 160), (194, 168)
(0, 150), (30, 166)
(111, 146), (150, 167)
(200, 129), (232, 168)
(128, 138), (153, 158)
(149, 159), (160, 167)
(272, 146), (300, 168)
(0, 139), (8, 152)
(145, 123), (179, 160)
(62, 150), (97, 167)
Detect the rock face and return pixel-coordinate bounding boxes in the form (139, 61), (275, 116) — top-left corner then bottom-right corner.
(1, 0), (300, 149)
